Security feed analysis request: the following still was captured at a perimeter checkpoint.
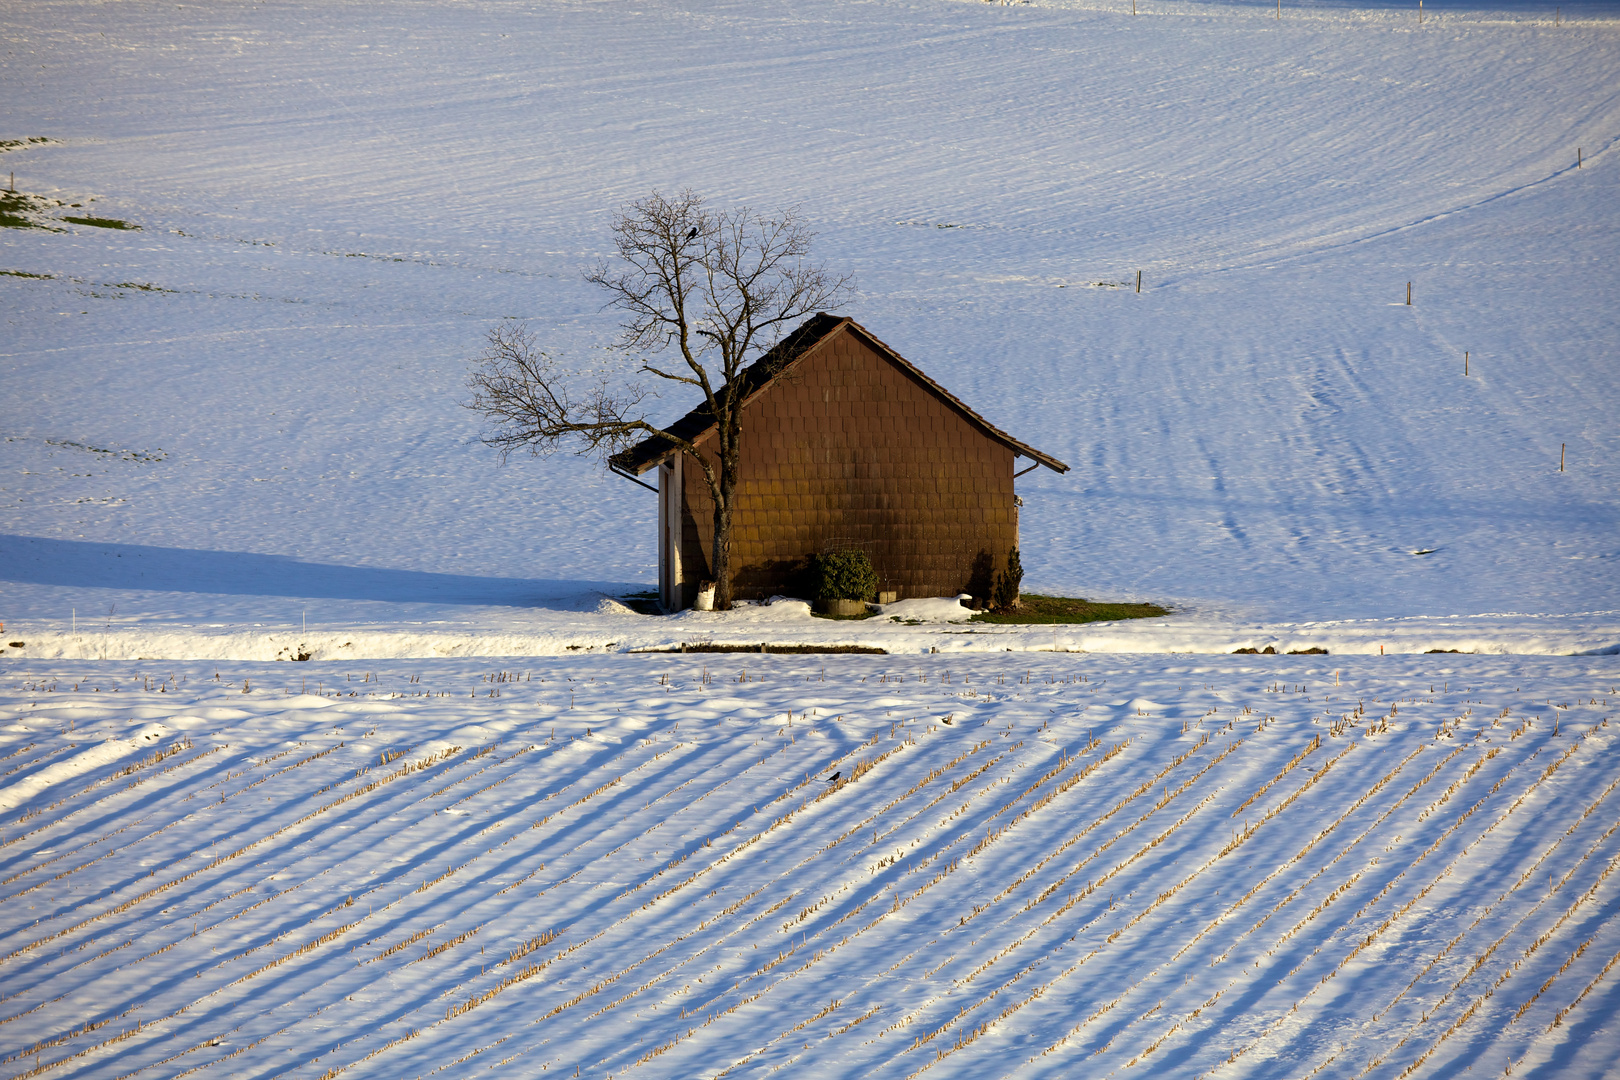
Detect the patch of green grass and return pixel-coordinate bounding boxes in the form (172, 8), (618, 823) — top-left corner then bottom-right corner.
(41, 438), (166, 463)
(0, 191), (59, 231)
(969, 593), (1169, 625)
(810, 609), (877, 621)
(62, 214), (138, 230)
(0, 269), (53, 279)
(107, 281), (174, 292)
(0, 137), (52, 153)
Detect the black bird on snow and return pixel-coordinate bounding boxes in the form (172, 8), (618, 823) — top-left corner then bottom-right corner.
(825, 771), (840, 783)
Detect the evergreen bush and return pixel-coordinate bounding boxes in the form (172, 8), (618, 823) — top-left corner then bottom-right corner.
(992, 547), (1023, 611)
(811, 550), (879, 602)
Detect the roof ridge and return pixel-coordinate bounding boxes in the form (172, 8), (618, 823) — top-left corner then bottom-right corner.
(609, 314), (1068, 475)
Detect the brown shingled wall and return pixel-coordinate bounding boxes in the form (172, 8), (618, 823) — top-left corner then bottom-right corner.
(681, 324), (1017, 603)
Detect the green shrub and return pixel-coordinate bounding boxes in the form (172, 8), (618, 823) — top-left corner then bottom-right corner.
(62, 213), (139, 230)
(811, 550), (879, 602)
(991, 547), (1023, 611)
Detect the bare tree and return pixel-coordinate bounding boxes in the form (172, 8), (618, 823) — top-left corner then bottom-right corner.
(465, 190), (851, 610)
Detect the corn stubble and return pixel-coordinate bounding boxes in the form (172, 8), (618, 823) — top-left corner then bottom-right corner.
(0, 662), (1615, 1079)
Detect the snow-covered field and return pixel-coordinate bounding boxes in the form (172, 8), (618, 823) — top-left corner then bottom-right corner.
(2, 655), (1617, 1078)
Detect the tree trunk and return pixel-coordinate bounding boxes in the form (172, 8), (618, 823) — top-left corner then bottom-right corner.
(711, 475), (736, 610)
(708, 411), (743, 610)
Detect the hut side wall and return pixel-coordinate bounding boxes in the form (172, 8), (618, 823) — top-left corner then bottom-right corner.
(678, 473), (711, 610)
(680, 327), (1017, 603)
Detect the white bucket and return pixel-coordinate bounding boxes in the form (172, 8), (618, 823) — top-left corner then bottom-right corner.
(694, 581), (716, 611)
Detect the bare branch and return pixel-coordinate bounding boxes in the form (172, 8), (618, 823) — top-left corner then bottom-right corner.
(464, 323), (658, 463)
(639, 362), (703, 387)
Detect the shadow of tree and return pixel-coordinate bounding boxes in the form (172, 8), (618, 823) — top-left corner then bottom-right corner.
(0, 534), (626, 610)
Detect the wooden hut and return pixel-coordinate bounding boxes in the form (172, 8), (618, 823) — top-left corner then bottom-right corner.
(609, 314), (1068, 611)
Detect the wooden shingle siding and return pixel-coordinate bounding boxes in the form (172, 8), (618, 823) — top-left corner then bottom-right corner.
(680, 324), (1020, 602)
(617, 315), (1065, 610)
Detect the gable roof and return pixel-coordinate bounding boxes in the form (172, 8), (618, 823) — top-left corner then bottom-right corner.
(609, 314), (1070, 476)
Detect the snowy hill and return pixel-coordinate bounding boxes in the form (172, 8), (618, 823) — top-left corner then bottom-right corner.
(2, 0), (1617, 657)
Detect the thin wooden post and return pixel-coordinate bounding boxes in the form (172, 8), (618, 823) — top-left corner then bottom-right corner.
(1406, 281), (1412, 305)
(1560, 444), (1565, 472)
(1136, 270), (1142, 293)
(1577, 147), (1582, 168)
(1418, 0), (1423, 23)
(1277, 0), (1280, 18)
(1464, 351), (1468, 376)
